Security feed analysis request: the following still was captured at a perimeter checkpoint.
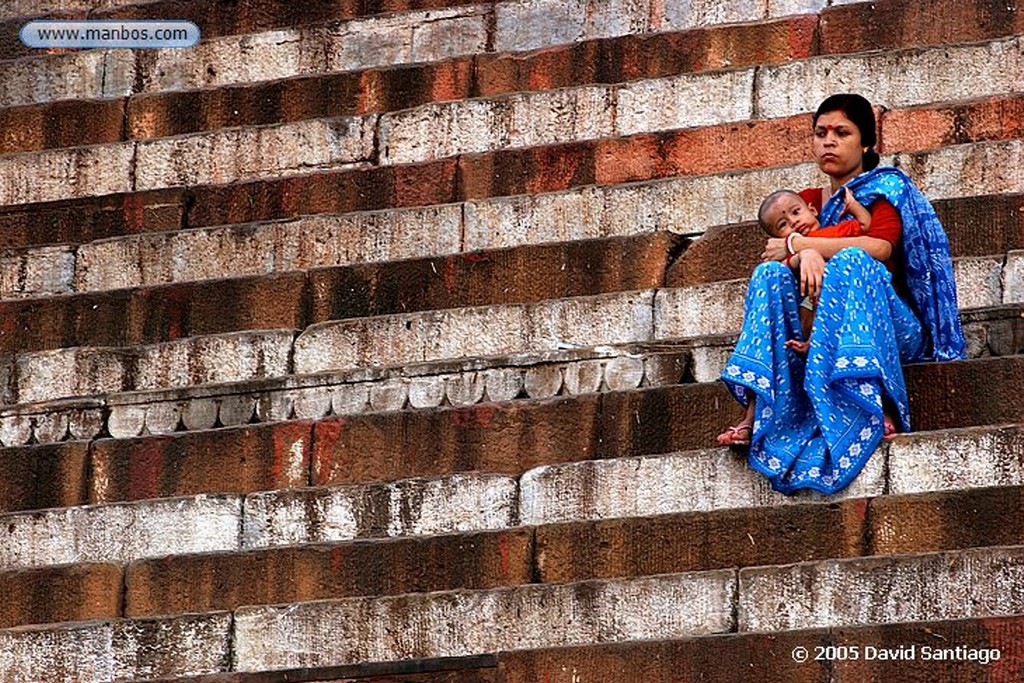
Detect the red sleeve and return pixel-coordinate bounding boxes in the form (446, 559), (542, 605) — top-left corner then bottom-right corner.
(866, 198), (901, 245)
(798, 188), (823, 212)
(812, 218), (862, 238)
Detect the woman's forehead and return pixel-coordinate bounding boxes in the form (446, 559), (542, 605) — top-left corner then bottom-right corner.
(815, 110), (856, 129)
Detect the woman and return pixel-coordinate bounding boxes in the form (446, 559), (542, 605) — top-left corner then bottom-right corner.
(716, 93), (965, 495)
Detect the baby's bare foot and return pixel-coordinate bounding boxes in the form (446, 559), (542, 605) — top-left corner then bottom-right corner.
(784, 339), (810, 354)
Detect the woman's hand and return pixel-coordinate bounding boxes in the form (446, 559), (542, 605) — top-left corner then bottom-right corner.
(761, 237), (789, 262)
(797, 248), (825, 300)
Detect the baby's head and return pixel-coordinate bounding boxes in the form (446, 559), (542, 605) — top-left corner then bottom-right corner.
(758, 190), (820, 238)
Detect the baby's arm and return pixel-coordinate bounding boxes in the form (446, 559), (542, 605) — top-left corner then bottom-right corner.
(842, 188), (872, 233)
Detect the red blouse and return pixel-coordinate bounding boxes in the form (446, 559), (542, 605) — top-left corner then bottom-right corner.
(798, 187), (902, 274)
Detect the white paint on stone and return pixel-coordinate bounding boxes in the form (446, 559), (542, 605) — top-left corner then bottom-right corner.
(242, 474), (517, 549)
(0, 142), (134, 206)
(135, 117), (376, 191)
(294, 291), (654, 375)
(756, 36), (1024, 118)
(0, 246), (75, 299)
(134, 330), (294, 392)
(1004, 251), (1024, 304)
(16, 348), (128, 404)
(233, 571), (735, 670)
(0, 613), (231, 683)
(616, 69), (754, 136)
(659, 0), (766, 31)
(888, 425), (1024, 495)
(655, 281), (747, 339)
(739, 546), (1024, 631)
(520, 446), (883, 526)
(380, 86), (614, 165)
(0, 49), (134, 108)
(951, 256), (1004, 310)
(0, 494), (242, 571)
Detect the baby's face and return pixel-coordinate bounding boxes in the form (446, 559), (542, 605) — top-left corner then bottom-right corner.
(764, 194), (819, 237)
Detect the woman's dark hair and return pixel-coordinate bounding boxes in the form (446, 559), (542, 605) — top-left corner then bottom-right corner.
(813, 93), (880, 171)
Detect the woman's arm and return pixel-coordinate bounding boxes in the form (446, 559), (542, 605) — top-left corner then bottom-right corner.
(788, 233), (893, 262)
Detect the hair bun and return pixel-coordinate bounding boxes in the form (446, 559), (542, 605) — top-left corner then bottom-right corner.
(864, 148), (880, 171)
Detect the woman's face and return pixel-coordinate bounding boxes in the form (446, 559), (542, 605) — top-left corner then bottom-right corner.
(813, 110), (864, 184)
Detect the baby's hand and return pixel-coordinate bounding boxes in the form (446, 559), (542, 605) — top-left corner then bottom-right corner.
(841, 187), (865, 215)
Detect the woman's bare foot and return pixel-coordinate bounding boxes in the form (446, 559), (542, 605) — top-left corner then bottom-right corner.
(784, 339), (810, 354)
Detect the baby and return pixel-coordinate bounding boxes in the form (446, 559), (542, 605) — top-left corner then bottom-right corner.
(758, 188), (872, 353)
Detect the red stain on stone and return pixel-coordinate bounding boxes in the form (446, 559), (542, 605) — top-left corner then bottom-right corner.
(330, 546), (345, 575)
(128, 439), (165, 501)
(442, 256), (458, 294)
(497, 533), (510, 577)
(450, 405), (494, 428)
(122, 193), (147, 234)
(312, 419), (345, 484)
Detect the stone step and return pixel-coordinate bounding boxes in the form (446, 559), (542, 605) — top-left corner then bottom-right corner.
(5, 459), (1024, 631)
(0, 15), (817, 154)
(2, 353), (1020, 516)
(2, 301), (1020, 448)
(0, 233), (680, 354)
(231, 545), (1024, 671)
(9, 250), (1020, 407)
(5, 1), (1018, 159)
(0, 92), (1016, 255)
(2, 136), (1020, 299)
(496, 615), (1023, 683)
(2, 36), (1021, 207)
(0, 611), (231, 683)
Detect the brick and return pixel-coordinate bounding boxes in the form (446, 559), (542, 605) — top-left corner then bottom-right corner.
(0, 188), (183, 250)
(868, 484), (1024, 558)
(186, 159), (458, 228)
(615, 69), (754, 136)
(379, 87), (614, 165)
(887, 424), (1024, 497)
(521, 447), (883, 527)
(497, 617), (1024, 683)
(478, 16), (817, 97)
(535, 499), (866, 584)
(233, 572), (735, 671)
(0, 494), (241, 571)
(132, 329), (295, 392)
(881, 95), (1024, 154)
(125, 528), (532, 618)
(310, 382), (738, 486)
(0, 143), (134, 206)
(243, 473), (517, 548)
(821, 0), (1024, 56)
(89, 422), (312, 504)
(136, 8), (486, 95)
(0, 612), (231, 683)
(756, 36), (1024, 119)
(0, 563), (122, 629)
(905, 355), (1024, 432)
(138, 116), (375, 191)
(832, 616), (1024, 682)
(0, 49), (135, 109)
(0, 99), (126, 154)
(0, 272), (307, 353)
(309, 233), (679, 323)
(0, 441), (89, 513)
(739, 546), (1024, 631)
(497, 632), (829, 683)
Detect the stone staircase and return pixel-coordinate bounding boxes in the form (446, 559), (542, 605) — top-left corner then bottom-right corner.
(1, 0), (1022, 680)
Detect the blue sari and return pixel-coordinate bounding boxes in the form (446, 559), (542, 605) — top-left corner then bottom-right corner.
(722, 167), (965, 494)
